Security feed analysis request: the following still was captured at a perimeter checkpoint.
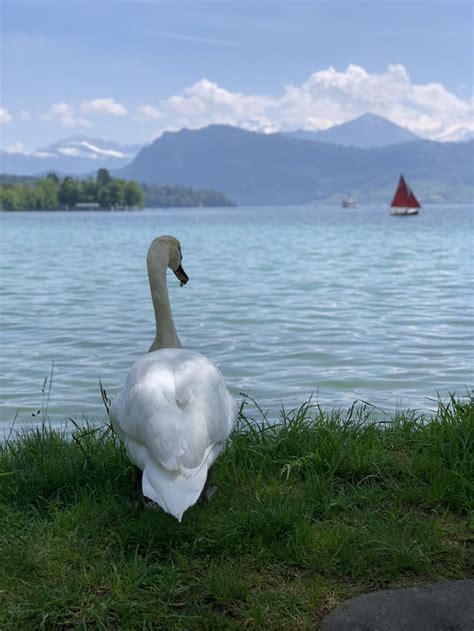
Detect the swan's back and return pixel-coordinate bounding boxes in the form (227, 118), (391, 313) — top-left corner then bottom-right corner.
(110, 348), (236, 521)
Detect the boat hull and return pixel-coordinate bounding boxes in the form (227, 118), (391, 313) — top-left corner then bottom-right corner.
(389, 208), (419, 216)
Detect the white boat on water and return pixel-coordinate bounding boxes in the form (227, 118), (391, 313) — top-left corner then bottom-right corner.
(342, 194), (357, 208)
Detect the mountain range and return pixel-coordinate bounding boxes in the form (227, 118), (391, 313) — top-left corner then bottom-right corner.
(1, 114), (473, 204)
(119, 125), (473, 204)
(1, 114), (464, 177)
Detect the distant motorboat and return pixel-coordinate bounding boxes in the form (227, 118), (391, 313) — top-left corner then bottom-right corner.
(389, 175), (421, 216)
(342, 194), (357, 208)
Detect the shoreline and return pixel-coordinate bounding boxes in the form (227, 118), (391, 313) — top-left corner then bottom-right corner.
(1, 201), (473, 212)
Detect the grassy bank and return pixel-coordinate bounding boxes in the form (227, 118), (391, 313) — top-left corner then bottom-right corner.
(1, 395), (473, 629)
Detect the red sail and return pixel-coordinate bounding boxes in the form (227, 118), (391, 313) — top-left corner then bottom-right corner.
(390, 175), (410, 207)
(390, 175), (421, 208)
(407, 189), (421, 208)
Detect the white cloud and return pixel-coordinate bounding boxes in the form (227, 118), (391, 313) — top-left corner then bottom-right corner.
(5, 141), (53, 157)
(150, 65), (473, 141)
(12, 66), (473, 143)
(436, 123), (474, 142)
(5, 141), (24, 153)
(135, 105), (163, 120)
(164, 78), (278, 133)
(39, 102), (92, 128)
(80, 98), (128, 116)
(50, 102), (77, 127)
(0, 108), (13, 125)
(276, 64), (473, 140)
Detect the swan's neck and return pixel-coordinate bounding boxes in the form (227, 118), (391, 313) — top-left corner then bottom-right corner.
(148, 253), (181, 352)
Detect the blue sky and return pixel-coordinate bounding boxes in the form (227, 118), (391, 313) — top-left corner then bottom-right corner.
(1, 1), (473, 151)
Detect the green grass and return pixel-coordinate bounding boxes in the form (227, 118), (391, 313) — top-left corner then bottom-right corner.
(1, 394), (473, 629)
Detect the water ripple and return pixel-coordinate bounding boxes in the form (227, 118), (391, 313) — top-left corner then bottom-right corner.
(0, 205), (473, 430)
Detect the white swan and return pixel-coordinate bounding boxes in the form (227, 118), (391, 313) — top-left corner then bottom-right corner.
(110, 235), (237, 522)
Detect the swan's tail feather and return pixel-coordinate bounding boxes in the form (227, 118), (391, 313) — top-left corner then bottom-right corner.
(141, 441), (225, 521)
(141, 461), (209, 522)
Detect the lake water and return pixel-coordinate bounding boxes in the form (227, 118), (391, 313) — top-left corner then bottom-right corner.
(1, 205), (473, 433)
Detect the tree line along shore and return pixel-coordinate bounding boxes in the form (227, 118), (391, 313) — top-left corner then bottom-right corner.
(0, 169), (236, 210)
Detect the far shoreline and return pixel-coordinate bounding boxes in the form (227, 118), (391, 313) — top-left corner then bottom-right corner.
(2, 201), (473, 212)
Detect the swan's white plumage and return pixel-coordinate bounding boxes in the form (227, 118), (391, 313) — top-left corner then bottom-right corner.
(110, 348), (236, 521)
(109, 235), (236, 521)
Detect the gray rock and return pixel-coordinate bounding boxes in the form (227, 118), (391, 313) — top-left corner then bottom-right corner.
(319, 580), (474, 631)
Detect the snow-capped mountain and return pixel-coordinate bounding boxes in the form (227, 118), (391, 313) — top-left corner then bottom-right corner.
(1, 136), (142, 176)
(434, 127), (474, 143)
(40, 136), (142, 160)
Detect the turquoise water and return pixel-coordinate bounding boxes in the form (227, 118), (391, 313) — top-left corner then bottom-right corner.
(1, 205), (473, 432)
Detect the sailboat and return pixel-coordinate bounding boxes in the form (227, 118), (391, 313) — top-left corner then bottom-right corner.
(389, 175), (421, 216)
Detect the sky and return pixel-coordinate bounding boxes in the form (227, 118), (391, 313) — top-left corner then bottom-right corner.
(1, 0), (473, 153)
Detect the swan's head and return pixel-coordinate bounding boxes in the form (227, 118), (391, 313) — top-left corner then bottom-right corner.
(148, 235), (189, 285)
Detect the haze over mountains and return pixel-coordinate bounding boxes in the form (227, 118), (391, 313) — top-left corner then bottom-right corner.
(1, 114), (473, 203)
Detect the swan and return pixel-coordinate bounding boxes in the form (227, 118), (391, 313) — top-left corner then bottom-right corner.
(110, 235), (237, 522)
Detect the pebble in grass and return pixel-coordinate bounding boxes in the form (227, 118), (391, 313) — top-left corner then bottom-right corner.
(319, 579), (474, 631)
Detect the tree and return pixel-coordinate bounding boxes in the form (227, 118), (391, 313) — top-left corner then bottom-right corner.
(0, 173), (147, 210)
(81, 178), (98, 203)
(0, 187), (21, 210)
(58, 176), (80, 208)
(37, 178), (59, 209)
(124, 181), (145, 208)
(46, 172), (60, 186)
(108, 180), (125, 208)
(22, 186), (38, 210)
(96, 168), (112, 187)
(98, 185), (113, 209)
(142, 183), (234, 208)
